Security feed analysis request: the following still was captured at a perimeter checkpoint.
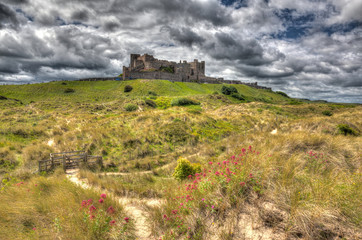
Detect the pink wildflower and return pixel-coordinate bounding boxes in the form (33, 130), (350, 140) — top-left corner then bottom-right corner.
(100, 193), (106, 199)
(99, 198), (104, 203)
(89, 205), (96, 212)
(124, 217), (129, 223)
(110, 220), (116, 226)
(107, 206), (115, 215)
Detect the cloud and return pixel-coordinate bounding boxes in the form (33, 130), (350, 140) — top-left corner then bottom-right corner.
(0, 3), (19, 29)
(0, 0), (361, 103)
(166, 27), (205, 47)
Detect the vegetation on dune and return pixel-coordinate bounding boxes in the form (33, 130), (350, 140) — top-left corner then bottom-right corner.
(0, 173), (134, 239)
(0, 79), (361, 239)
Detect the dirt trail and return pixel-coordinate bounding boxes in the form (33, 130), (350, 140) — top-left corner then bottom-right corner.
(66, 169), (161, 239)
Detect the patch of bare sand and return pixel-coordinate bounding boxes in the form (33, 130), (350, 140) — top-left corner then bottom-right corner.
(66, 169), (161, 240)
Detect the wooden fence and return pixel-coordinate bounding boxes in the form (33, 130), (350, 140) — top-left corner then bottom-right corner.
(38, 151), (102, 172)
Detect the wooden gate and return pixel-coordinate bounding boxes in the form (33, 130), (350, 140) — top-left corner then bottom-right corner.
(38, 151), (102, 172)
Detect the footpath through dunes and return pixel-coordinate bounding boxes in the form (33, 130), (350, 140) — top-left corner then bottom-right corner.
(66, 169), (162, 240)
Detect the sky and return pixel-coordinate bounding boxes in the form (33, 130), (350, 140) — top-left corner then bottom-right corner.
(0, 0), (361, 103)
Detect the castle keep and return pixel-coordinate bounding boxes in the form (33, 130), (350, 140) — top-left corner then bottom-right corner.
(122, 54), (271, 90)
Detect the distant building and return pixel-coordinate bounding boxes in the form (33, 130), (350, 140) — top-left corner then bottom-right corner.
(122, 54), (223, 83)
(121, 53), (271, 90)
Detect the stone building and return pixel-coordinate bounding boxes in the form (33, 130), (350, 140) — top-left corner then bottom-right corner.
(122, 54), (271, 90)
(122, 54), (222, 83)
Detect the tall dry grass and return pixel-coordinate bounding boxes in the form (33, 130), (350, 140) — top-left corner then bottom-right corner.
(0, 172), (135, 240)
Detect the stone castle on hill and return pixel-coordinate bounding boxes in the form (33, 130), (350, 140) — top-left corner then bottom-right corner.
(122, 54), (271, 90)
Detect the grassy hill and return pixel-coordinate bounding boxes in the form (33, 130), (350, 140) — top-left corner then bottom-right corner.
(0, 79), (361, 239)
(0, 79), (288, 103)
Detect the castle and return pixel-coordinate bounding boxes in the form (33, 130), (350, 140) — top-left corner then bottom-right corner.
(121, 54), (271, 90)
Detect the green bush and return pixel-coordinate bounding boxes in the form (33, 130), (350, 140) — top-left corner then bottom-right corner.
(145, 99), (157, 108)
(221, 85), (238, 95)
(289, 99), (302, 105)
(124, 85), (133, 93)
(322, 110), (333, 116)
(148, 91), (157, 96)
(155, 96), (171, 109)
(276, 91), (289, 98)
(173, 158), (201, 180)
(160, 66), (174, 73)
(124, 104), (138, 112)
(231, 93), (245, 101)
(171, 97), (200, 106)
(337, 124), (358, 136)
(64, 88), (75, 93)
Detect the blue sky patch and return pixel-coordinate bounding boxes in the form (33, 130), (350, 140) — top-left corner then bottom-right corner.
(323, 21), (362, 35)
(220, 0), (247, 9)
(273, 8), (315, 39)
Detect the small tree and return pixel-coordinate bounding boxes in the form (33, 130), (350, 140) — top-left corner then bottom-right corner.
(124, 85), (133, 92)
(221, 85), (238, 95)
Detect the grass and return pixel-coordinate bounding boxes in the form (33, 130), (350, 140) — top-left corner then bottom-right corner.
(0, 79), (361, 239)
(0, 171), (135, 239)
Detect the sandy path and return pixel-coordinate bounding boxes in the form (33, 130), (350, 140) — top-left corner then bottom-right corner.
(66, 169), (161, 239)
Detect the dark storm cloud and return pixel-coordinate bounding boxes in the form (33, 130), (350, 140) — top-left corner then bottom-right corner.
(0, 58), (19, 74)
(207, 33), (264, 64)
(71, 10), (89, 21)
(2, 0), (29, 5)
(104, 21), (120, 32)
(0, 3), (19, 29)
(166, 27), (205, 47)
(0, 0), (361, 103)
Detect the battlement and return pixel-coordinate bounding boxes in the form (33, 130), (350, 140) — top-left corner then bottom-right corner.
(122, 54), (271, 90)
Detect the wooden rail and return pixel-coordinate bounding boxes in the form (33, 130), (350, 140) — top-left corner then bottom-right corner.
(38, 151), (102, 172)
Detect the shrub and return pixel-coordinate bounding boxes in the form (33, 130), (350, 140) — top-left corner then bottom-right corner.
(173, 158), (201, 180)
(289, 99), (302, 105)
(337, 124), (358, 136)
(64, 88), (75, 93)
(155, 97), (171, 109)
(124, 85), (133, 92)
(124, 104), (138, 112)
(322, 110), (333, 116)
(275, 91), (289, 98)
(231, 93), (245, 101)
(221, 85), (238, 95)
(145, 99), (157, 108)
(171, 97), (200, 106)
(161, 122), (190, 143)
(61, 82), (67, 85)
(160, 66), (174, 73)
(148, 91), (157, 96)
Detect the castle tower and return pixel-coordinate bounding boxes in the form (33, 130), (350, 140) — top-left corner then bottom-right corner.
(130, 54), (140, 69)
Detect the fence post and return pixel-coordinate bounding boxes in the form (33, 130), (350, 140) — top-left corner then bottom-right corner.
(51, 155), (54, 170)
(38, 161), (41, 173)
(97, 157), (103, 167)
(63, 155), (66, 172)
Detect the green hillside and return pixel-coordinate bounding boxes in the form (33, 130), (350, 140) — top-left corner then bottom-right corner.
(0, 79), (361, 240)
(0, 79), (288, 103)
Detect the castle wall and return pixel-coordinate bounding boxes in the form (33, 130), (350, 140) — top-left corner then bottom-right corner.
(122, 54), (272, 90)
